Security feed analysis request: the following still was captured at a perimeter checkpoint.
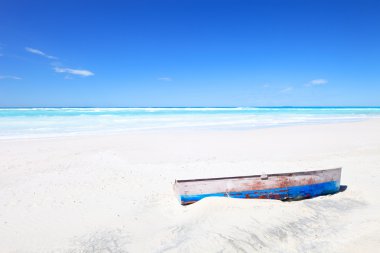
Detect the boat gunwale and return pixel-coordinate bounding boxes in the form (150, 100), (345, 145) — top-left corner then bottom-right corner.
(175, 167), (341, 183)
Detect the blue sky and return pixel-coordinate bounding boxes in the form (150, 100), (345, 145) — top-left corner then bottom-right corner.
(0, 0), (379, 107)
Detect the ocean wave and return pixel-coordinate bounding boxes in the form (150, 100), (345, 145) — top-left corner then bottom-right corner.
(1, 107), (380, 139)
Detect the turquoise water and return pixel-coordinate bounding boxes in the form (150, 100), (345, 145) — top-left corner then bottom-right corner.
(0, 107), (380, 138)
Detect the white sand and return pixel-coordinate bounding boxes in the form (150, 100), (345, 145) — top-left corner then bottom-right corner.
(1, 120), (380, 252)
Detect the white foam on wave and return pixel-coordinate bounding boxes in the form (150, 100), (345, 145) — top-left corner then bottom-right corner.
(1, 108), (380, 139)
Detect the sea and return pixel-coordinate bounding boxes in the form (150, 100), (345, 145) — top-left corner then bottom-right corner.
(1, 107), (380, 139)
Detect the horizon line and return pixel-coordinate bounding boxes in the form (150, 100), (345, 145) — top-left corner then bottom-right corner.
(1, 106), (380, 109)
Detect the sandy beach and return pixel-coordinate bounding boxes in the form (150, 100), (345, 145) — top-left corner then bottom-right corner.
(1, 119), (380, 252)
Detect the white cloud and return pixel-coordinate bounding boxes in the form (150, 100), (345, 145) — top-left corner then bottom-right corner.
(25, 46), (93, 79)
(54, 67), (94, 77)
(25, 47), (58, 60)
(157, 77), (172, 81)
(280, 86), (294, 93)
(305, 79), (328, 87)
(0, 75), (22, 80)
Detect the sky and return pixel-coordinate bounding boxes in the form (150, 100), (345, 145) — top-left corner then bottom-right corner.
(0, 0), (379, 107)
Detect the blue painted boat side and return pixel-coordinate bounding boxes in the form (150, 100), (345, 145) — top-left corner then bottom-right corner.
(180, 180), (340, 204)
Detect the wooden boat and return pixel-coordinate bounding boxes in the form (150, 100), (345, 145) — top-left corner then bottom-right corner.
(174, 168), (341, 205)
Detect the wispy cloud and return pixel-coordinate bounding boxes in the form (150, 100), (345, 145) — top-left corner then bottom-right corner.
(305, 79), (328, 87)
(280, 86), (294, 93)
(157, 77), (172, 81)
(54, 67), (94, 77)
(25, 47), (58, 60)
(0, 75), (22, 80)
(21, 46), (94, 79)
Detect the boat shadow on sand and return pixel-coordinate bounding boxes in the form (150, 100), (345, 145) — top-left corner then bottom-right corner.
(339, 185), (348, 192)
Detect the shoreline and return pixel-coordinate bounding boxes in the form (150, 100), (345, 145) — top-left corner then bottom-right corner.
(0, 117), (378, 142)
(1, 107), (380, 141)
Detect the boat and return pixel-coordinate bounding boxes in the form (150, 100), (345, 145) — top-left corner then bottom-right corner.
(174, 167), (342, 205)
